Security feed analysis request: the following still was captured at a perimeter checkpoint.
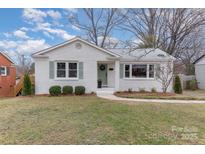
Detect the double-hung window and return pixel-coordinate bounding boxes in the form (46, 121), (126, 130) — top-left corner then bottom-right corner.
(149, 64), (155, 78)
(0, 66), (7, 76)
(124, 64), (155, 79)
(125, 64), (130, 78)
(56, 62), (78, 79)
(57, 62), (66, 78)
(68, 63), (78, 78)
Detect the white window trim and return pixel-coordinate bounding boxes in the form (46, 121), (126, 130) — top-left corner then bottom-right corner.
(54, 61), (79, 80)
(0, 66), (7, 76)
(123, 64), (155, 80)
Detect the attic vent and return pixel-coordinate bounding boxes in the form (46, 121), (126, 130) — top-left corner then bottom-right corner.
(157, 54), (165, 57)
(75, 43), (82, 49)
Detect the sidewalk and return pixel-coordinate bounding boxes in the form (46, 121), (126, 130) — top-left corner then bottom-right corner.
(97, 93), (205, 104)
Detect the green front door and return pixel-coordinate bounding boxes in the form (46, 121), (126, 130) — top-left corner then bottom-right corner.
(98, 64), (108, 87)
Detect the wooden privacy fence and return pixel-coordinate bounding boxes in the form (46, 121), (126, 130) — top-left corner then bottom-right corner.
(14, 75), (35, 96)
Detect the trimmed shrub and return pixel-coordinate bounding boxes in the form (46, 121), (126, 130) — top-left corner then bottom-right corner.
(190, 79), (198, 90)
(174, 75), (182, 94)
(49, 86), (61, 96)
(62, 86), (73, 94)
(23, 73), (32, 96)
(151, 87), (157, 93)
(75, 86), (85, 95)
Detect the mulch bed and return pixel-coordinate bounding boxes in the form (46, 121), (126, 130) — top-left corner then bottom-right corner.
(115, 91), (176, 97)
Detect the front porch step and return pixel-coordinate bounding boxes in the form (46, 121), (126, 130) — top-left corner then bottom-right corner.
(96, 88), (115, 95)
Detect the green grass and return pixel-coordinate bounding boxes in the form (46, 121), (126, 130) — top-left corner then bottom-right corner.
(0, 96), (205, 144)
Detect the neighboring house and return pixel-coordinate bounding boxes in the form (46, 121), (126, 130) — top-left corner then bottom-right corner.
(0, 51), (16, 97)
(32, 37), (175, 94)
(194, 54), (205, 89)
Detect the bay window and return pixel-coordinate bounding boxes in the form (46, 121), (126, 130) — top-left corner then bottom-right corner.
(124, 64), (155, 79)
(56, 62), (78, 79)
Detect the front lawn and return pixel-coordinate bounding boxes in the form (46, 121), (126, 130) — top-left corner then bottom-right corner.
(115, 90), (205, 100)
(0, 96), (205, 144)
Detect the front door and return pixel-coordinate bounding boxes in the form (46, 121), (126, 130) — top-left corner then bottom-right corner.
(98, 64), (108, 87)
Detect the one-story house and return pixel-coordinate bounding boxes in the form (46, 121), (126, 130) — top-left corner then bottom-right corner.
(0, 51), (16, 97)
(32, 37), (175, 94)
(194, 54), (205, 89)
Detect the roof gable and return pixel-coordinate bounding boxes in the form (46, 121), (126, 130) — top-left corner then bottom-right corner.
(32, 37), (120, 58)
(0, 51), (15, 64)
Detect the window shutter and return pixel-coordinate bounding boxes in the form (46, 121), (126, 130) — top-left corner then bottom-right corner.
(79, 62), (83, 79)
(49, 61), (54, 79)
(120, 64), (124, 79)
(6, 67), (10, 76)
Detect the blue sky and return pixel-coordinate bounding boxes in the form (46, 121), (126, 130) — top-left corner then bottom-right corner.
(0, 8), (132, 61)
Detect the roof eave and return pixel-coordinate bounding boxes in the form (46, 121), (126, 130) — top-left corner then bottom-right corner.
(193, 54), (205, 64)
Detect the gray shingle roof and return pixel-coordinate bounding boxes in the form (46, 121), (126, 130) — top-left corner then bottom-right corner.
(108, 48), (175, 61)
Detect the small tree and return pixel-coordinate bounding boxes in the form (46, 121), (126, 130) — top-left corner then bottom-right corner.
(156, 61), (174, 93)
(174, 75), (182, 94)
(23, 73), (32, 96)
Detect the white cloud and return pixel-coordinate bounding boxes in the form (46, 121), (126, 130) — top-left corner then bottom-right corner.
(23, 8), (47, 23)
(47, 10), (62, 20)
(20, 27), (29, 31)
(43, 31), (54, 39)
(0, 39), (49, 56)
(64, 8), (77, 13)
(36, 22), (75, 40)
(97, 36), (120, 48)
(13, 30), (30, 39)
(21, 9), (75, 40)
(3, 32), (12, 38)
(71, 25), (80, 31)
(16, 39), (49, 54)
(0, 40), (17, 49)
(23, 9), (62, 23)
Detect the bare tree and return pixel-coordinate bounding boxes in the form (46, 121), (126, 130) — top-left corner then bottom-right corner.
(122, 9), (166, 48)
(123, 8), (205, 55)
(16, 53), (33, 75)
(121, 8), (205, 75)
(177, 30), (205, 74)
(69, 8), (127, 48)
(156, 61), (174, 93)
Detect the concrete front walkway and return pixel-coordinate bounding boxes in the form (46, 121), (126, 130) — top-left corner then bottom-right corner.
(97, 93), (205, 104)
